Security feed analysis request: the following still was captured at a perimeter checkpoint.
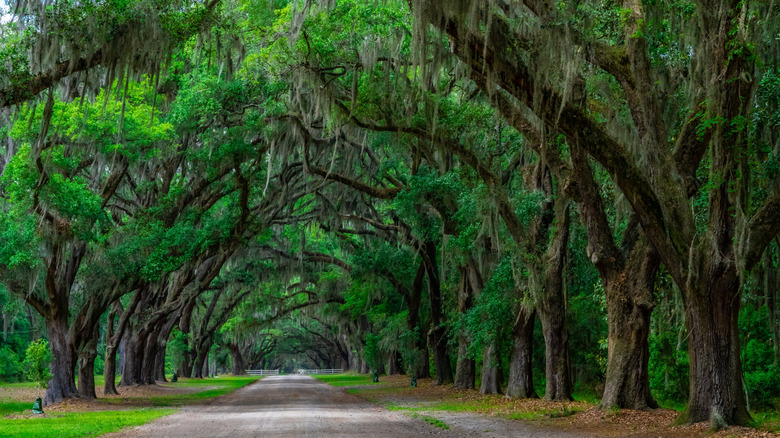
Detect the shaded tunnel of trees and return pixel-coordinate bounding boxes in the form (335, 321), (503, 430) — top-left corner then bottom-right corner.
(0, 0), (779, 428)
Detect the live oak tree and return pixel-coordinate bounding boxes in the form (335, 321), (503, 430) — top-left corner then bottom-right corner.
(1, 0), (779, 429)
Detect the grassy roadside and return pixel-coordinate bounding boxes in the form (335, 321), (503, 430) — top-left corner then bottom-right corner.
(100, 375), (260, 407)
(319, 374), (780, 436)
(0, 408), (175, 438)
(311, 373), (377, 386)
(327, 374), (590, 422)
(0, 375), (260, 437)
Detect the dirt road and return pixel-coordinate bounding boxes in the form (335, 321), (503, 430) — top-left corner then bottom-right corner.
(109, 375), (584, 437)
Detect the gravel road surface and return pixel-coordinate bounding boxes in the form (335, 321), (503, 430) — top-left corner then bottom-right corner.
(109, 374), (584, 437)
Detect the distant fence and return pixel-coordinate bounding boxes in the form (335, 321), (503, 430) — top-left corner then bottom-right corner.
(299, 368), (344, 375)
(246, 369), (280, 376)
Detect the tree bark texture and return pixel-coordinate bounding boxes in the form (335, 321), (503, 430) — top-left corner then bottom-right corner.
(229, 343), (245, 375)
(684, 261), (750, 425)
(480, 343), (502, 394)
(44, 316), (77, 405)
(600, 241), (659, 409)
(423, 240), (453, 385)
(506, 307), (537, 399)
(454, 264), (476, 389)
(536, 201), (572, 401)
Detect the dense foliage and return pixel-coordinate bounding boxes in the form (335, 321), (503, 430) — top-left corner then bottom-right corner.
(0, 0), (778, 428)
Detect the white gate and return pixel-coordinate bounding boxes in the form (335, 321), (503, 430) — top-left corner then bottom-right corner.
(246, 369), (280, 376)
(299, 368), (344, 375)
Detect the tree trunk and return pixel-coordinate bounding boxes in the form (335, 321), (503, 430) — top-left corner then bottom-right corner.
(424, 240), (453, 385)
(76, 331), (98, 399)
(536, 201), (572, 401)
(155, 346), (167, 382)
(766, 245), (779, 365)
(229, 344), (245, 375)
(454, 331), (476, 389)
(480, 343), (502, 394)
(538, 305), (571, 401)
(44, 316), (77, 405)
(506, 307), (537, 398)
(405, 261), (429, 378)
(454, 264), (476, 389)
(77, 350), (97, 399)
(181, 349), (194, 378)
(338, 356), (348, 370)
(388, 350), (403, 375)
(601, 242), (658, 410)
(104, 342), (119, 395)
(119, 330), (147, 386)
(193, 339), (210, 378)
(684, 262), (750, 425)
(103, 305), (119, 395)
(140, 323), (164, 384)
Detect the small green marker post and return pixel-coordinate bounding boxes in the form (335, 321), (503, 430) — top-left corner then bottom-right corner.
(410, 376), (417, 387)
(32, 397), (44, 414)
(372, 372), (379, 383)
(171, 372), (178, 382)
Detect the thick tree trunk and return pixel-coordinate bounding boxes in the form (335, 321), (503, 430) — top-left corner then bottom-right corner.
(480, 343), (502, 394)
(538, 307), (571, 401)
(388, 350), (403, 375)
(404, 261), (430, 378)
(411, 320), (431, 378)
(229, 344), (245, 375)
(181, 350), (194, 378)
(601, 242), (658, 410)
(424, 240), (453, 385)
(119, 330), (147, 386)
(154, 317), (178, 382)
(454, 264), (476, 389)
(44, 316), (77, 405)
(506, 307), (536, 399)
(76, 332), (98, 399)
(77, 351), (97, 399)
(193, 339), (210, 378)
(684, 263), (750, 425)
(155, 347), (167, 382)
(103, 305), (119, 395)
(454, 332), (476, 390)
(104, 342), (119, 395)
(537, 202), (572, 401)
(140, 327), (161, 384)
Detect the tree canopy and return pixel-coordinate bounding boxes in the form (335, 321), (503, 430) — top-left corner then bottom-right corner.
(0, 0), (778, 428)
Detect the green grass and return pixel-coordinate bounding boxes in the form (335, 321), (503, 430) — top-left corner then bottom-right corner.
(311, 373), (378, 387)
(748, 411), (780, 433)
(0, 375), (258, 437)
(0, 400), (31, 416)
(0, 381), (39, 389)
(100, 375), (260, 407)
(409, 412), (449, 429)
(571, 391), (601, 405)
(346, 386), (408, 398)
(385, 398), (501, 413)
(382, 396), (587, 422)
(0, 376), (258, 409)
(0, 408), (175, 438)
